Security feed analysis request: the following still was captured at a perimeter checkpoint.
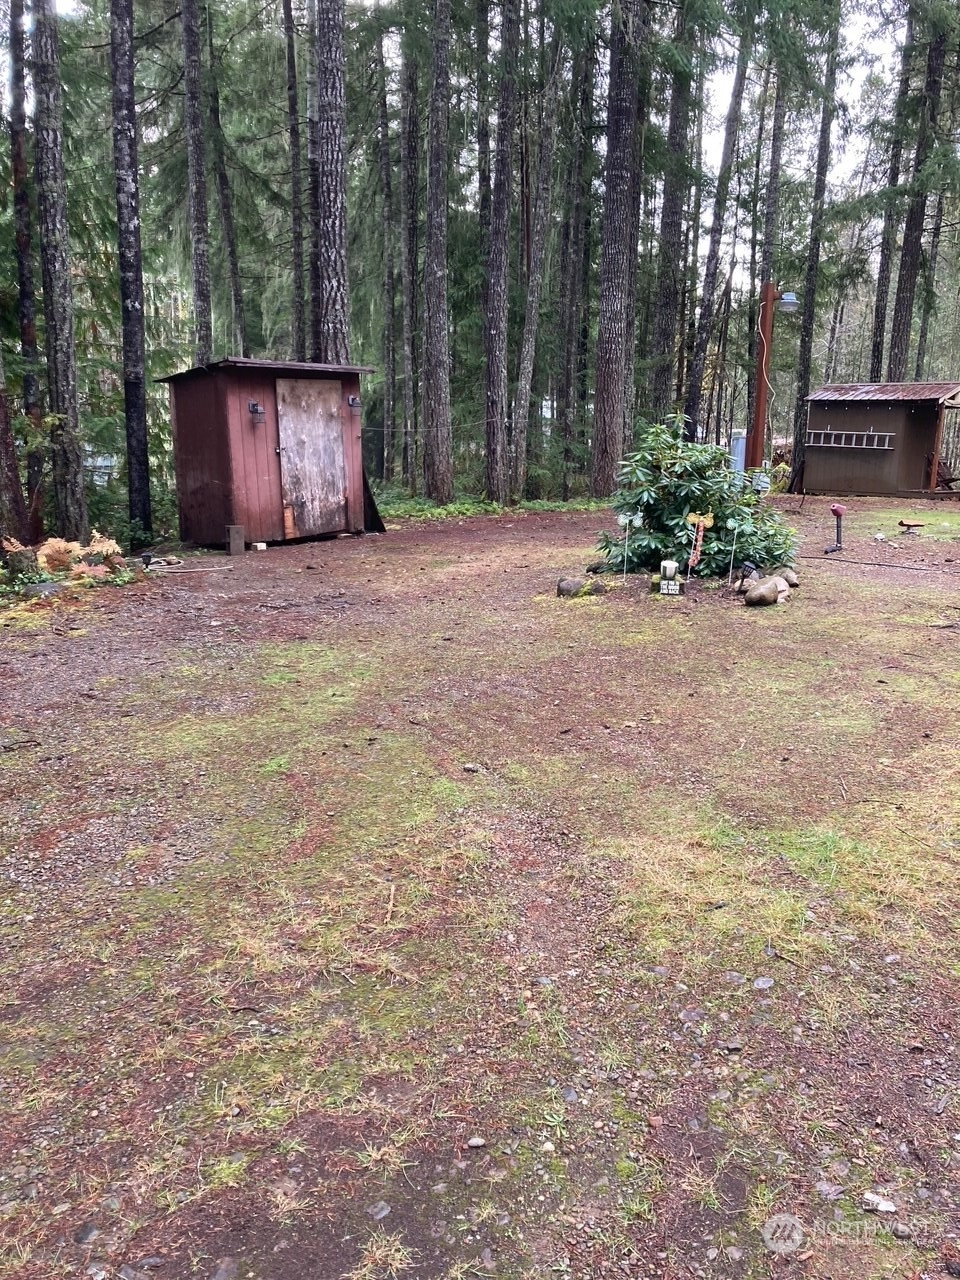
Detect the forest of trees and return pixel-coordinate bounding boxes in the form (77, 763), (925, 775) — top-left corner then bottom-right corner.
(0, 0), (959, 543)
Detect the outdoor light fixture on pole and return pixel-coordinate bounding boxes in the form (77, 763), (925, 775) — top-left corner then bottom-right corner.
(746, 284), (800, 471)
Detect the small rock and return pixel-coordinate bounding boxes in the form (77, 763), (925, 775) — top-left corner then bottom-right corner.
(814, 1181), (845, 1200)
(725, 1246), (744, 1262)
(776, 566), (800, 588)
(541, 1141), (555, 1154)
(463, 764), (481, 774)
(21, 580), (67, 598)
(680, 1007), (704, 1023)
(891, 1221), (911, 1239)
(466, 1136), (486, 1148)
(562, 1087), (578, 1103)
(119, 1268), (150, 1280)
(367, 1201), (391, 1220)
(862, 1191), (897, 1213)
(720, 1039), (743, 1054)
(74, 1222), (100, 1245)
(735, 569), (761, 594)
(753, 976), (775, 990)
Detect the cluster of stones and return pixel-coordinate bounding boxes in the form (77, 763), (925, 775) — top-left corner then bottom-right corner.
(737, 565), (800, 606)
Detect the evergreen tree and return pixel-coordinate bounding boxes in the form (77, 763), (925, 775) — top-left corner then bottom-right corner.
(110, 0), (152, 538)
(422, 0), (454, 502)
(182, 0), (213, 364)
(34, 0), (89, 541)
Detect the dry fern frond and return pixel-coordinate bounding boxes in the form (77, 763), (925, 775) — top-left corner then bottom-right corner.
(37, 538), (83, 571)
(1, 538), (27, 553)
(84, 530), (123, 557)
(70, 562), (110, 579)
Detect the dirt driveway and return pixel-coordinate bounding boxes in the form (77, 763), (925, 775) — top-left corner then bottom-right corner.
(2, 499), (960, 1280)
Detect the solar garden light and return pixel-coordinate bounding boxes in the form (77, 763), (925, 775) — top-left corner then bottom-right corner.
(617, 512), (643, 583)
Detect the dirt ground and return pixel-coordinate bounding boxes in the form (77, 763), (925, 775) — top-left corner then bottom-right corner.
(2, 496), (960, 1280)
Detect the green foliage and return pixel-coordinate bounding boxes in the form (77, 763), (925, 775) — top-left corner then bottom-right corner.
(376, 490), (608, 520)
(597, 419), (797, 577)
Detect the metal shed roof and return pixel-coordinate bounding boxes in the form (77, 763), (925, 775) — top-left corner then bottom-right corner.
(806, 382), (960, 405)
(157, 357), (375, 383)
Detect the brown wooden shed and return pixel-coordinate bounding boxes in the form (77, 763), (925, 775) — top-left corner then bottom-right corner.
(162, 357), (378, 546)
(803, 382), (960, 496)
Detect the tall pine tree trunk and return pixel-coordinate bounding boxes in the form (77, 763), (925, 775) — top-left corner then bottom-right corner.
(677, 49), (705, 408)
(649, 5), (693, 421)
(34, 0), (88, 541)
(376, 30), (398, 482)
(476, 0), (491, 272)
(869, 6), (914, 382)
(483, 0), (521, 504)
(0, 347), (29, 545)
(789, 19), (838, 492)
(682, 12), (752, 440)
(744, 62), (769, 433)
(182, 0), (212, 364)
(306, 0), (322, 357)
(111, 0), (152, 537)
(10, 0), (44, 540)
(751, 74), (787, 462)
(914, 186), (944, 379)
(422, 0), (454, 503)
(314, 0), (350, 362)
(207, 7), (248, 356)
(887, 25), (947, 382)
(398, 22), (420, 489)
(592, 0), (646, 496)
(282, 0), (306, 360)
(621, 74), (649, 455)
(510, 40), (561, 498)
(557, 41), (593, 500)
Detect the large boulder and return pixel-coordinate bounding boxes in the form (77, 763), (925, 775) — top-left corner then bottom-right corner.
(745, 575), (791, 606)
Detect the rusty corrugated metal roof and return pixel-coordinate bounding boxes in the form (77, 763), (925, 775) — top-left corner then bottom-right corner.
(806, 382), (960, 404)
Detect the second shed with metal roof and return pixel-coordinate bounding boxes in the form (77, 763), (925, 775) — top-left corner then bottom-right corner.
(802, 382), (960, 495)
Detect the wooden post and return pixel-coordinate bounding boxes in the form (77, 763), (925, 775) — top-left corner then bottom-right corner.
(227, 524), (245, 555)
(930, 404), (946, 491)
(747, 280), (777, 471)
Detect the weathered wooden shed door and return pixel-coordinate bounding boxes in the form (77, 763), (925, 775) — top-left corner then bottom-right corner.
(276, 378), (346, 537)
